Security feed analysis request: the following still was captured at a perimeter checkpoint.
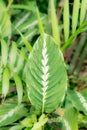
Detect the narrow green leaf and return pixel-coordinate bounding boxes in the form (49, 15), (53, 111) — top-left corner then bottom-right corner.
(9, 41), (18, 70)
(36, 7), (44, 35)
(63, 0), (70, 41)
(2, 67), (10, 98)
(16, 28), (32, 52)
(16, 48), (25, 73)
(62, 107), (78, 130)
(62, 21), (87, 51)
(14, 73), (23, 104)
(80, 0), (87, 25)
(49, 0), (60, 46)
(1, 39), (8, 66)
(72, 0), (80, 33)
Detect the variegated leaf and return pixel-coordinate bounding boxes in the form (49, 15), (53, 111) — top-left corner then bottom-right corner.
(67, 90), (87, 115)
(62, 107), (78, 130)
(26, 34), (67, 113)
(0, 101), (28, 127)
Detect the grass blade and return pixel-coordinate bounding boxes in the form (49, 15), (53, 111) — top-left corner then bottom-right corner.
(72, 0), (80, 33)
(80, 0), (87, 25)
(50, 0), (60, 46)
(63, 0), (70, 42)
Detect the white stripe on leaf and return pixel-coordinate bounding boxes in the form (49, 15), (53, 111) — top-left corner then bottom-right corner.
(63, 119), (71, 130)
(76, 92), (87, 111)
(41, 35), (49, 112)
(0, 106), (18, 123)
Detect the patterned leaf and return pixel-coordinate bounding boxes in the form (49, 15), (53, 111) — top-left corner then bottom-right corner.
(0, 101), (28, 127)
(67, 90), (87, 115)
(26, 34), (67, 113)
(62, 107), (78, 130)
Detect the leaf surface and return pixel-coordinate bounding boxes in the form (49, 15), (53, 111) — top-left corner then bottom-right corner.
(26, 34), (67, 113)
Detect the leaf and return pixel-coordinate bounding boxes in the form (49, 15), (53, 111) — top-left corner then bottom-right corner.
(1, 39), (8, 66)
(16, 28), (32, 52)
(2, 67), (10, 98)
(62, 107), (78, 130)
(31, 114), (48, 130)
(62, 21), (87, 51)
(16, 28), (37, 46)
(13, 73), (23, 104)
(16, 48), (25, 73)
(49, 0), (60, 46)
(26, 34), (67, 113)
(0, 0), (11, 38)
(21, 114), (37, 127)
(9, 125), (24, 130)
(67, 90), (87, 115)
(63, 0), (70, 42)
(36, 7), (44, 35)
(0, 101), (28, 127)
(13, 12), (46, 33)
(80, 0), (87, 25)
(9, 41), (18, 71)
(72, 0), (80, 33)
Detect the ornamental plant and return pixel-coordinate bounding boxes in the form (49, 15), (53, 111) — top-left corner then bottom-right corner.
(0, 0), (87, 130)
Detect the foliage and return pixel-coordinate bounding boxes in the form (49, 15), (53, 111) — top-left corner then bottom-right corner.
(0, 0), (87, 130)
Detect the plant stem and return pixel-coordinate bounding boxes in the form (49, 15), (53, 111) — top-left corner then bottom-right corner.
(7, 0), (13, 11)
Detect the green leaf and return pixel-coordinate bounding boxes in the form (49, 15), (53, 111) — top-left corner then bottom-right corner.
(72, 0), (80, 33)
(49, 0), (60, 46)
(62, 21), (87, 51)
(13, 73), (23, 104)
(63, 0), (70, 42)
(9, 41), (18, 71)
(9, 125), (24, 130)
(31, 114), (48, 130)
(21, 114), (37, 127)
(62, 107), (78, 130)
(0, 0), (11, 38)
(16, 28), (32, 52)
(2, 67), (10, 98)
(0, 101), (28, 127)
(16, 48), (25, 73)
(1, 39), (8, 66)
(80, 0), (87, 25)
(36, 7), (44, 35)
(67, 90), (87, 115)
(26, 34), (67, 113)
